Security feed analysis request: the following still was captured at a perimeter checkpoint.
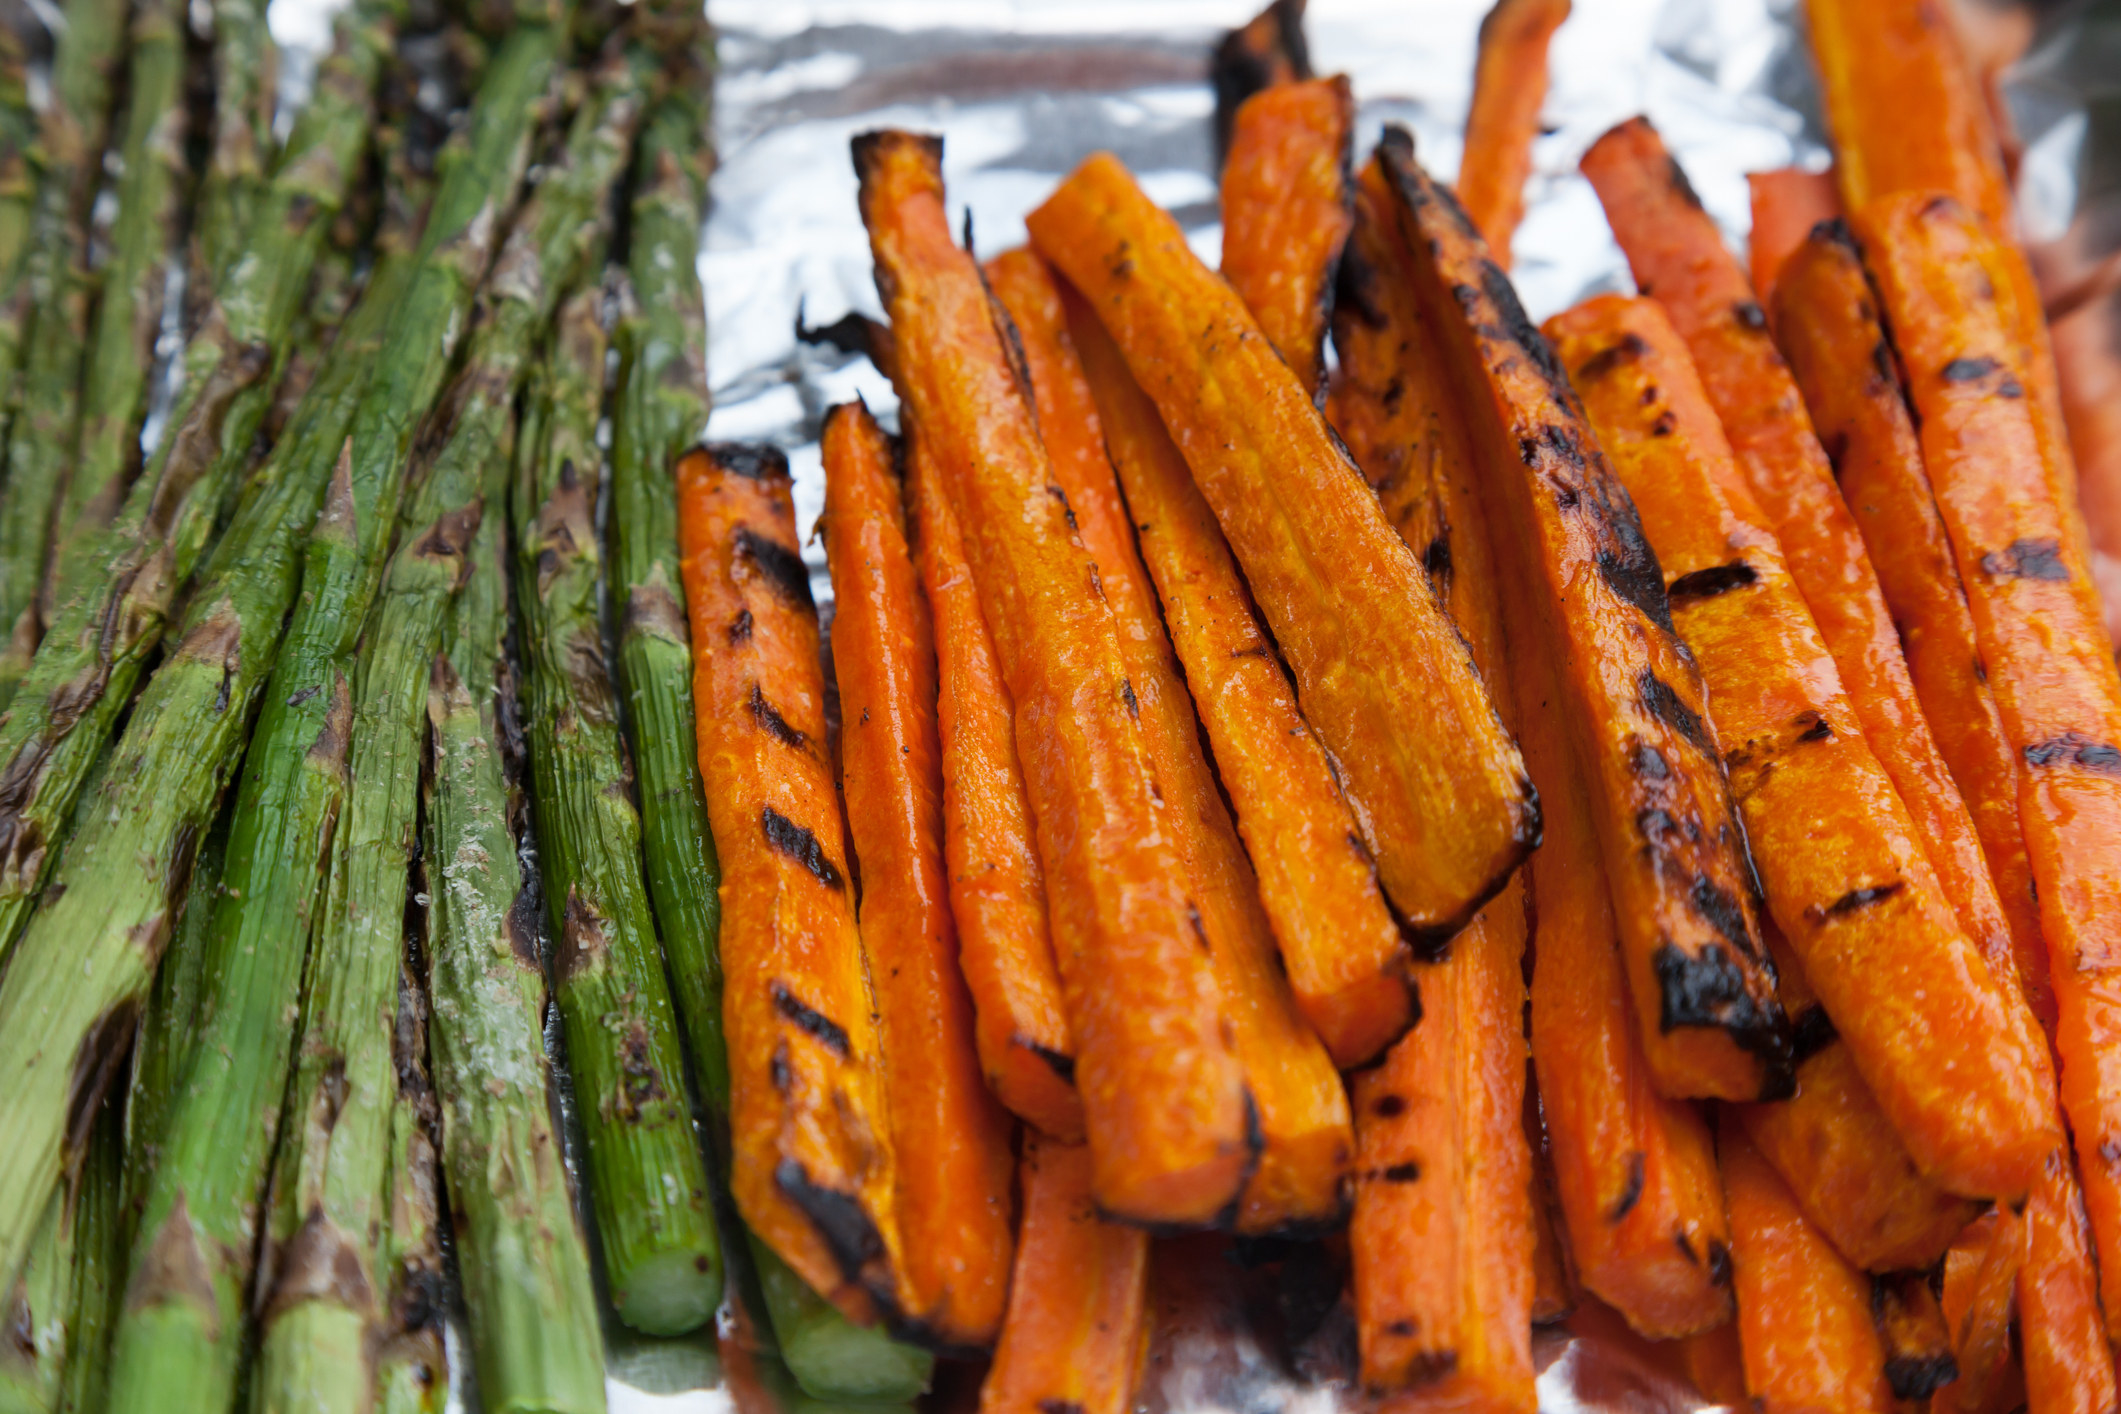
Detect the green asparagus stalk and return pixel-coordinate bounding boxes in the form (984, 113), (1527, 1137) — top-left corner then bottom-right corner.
(0, 0), (134, 704)
(519, 275), (724, 1340)
(0, 26), (43, 391)
(425, 400), (606, 1411)
(748, 1234), (934, 1403)
(42, 0), (191, 605)
(53, 1098), (123, 1414)
(95, 31), (561, 1412)
(192, 0), (279, 307)
(374, 980), (447, 1414)
(0, 1195), (67, 1413)
(0, 3), (393, 965)
(610, 67), (727, 1118)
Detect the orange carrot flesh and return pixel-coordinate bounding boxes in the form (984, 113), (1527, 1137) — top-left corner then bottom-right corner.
(978, 1135), (1150, 1414)
(856, 130), (1252, 1228)
(1746, 167), (1842, 300)
(902, 424), (1082, 1140)
(1720, 1127), (1899, 1414)
(1941, 1210), (2029, 1414)
(676, 442), (904, 1322)
(987, 247), (1351, 1235)
(1673, 1322), (1748, 1405)
(1374, 130), (1790, 1103)
(1857, 189), (2121, 1336)
(2017, 1152), (2118, 1414)
(821, 401), (1016, 1350)
(1581, 119), (2026, 999)
(1065, 269), (1411, 1072)
(1456, 0), (1570, 267)
(1526, 1087), (1577, 1327)
(1770, 222), (2054, 1030)
(1549, 292), (2060, 1202)
(1870, 1271), (1959, 1403)
(1219, 76), (1354, 399)
(1026, 150), (1539, 944)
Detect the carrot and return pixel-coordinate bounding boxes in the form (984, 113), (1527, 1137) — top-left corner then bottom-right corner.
(1674, 1322), (1748, 1405)
(1581, 119), (2027, 1006)
(1745, 166), (1840, 299)
(1870, 1270), (1959, 1403)
(2017, 1153), (2118, 1414)
(1219, 76), (1352, 399)
(1210, 0), (1311, 159)
(987, 247), (1350, 1235)
(1526, 1085), (1577, 1326)
(1735, 925), (1979, 1272)
(1941, 1209), (2029, 1414)
(1456, 0), (1570, 267)
(901, 422), (1081, 1140)
(1026, 149), (1539, 946)
(1770, 220), (2054, 1030)
(1550, 292), (2059, 1201)
(856, 130), (1252, 1228)
(821, 401), (1016, 1350)
(1856, 189), (2121, 1334)
(1721, 1126), (1899, 1414)
(978, 1135), (1149, 1414)
(1374, 128), (1790, 1102)
(676, 442), (904, 1323)
(1063, 268), (1409, 1072)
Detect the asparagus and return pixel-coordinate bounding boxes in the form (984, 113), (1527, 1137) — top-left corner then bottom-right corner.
(0, 3), (392, 964)
(0, 0), (133, 703)
(192, 0), (279, 308)
(374, 979), (447, 1414)
(519, 276), (724, 1339)
(0, 26), (41, 391)
(43, 0), (191, 606)
(52, 1100), (122, 1414)
(0, 1196), (66, 1412)
(610, 65), (727, 1119)
(426, 375), (606, 1410)
(96, 30), (560, 1409)
(748, 1235), (935, 1403)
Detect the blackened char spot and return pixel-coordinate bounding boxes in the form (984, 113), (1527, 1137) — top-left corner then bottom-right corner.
(1941, 356), (2001, 383)
(1652, 943), (1793, 1096)
(1639, 672), (1711, 754)
(1632, 741), (1670, 779)
(771, 981), (852, 1057)
(1038, 1402), (1087, 1414)
(734, 527), (815, 607)
(1790, 1004), (1838, 1064)
(1732, 301), (1767, 332)
(775, 1159), (884, 1281)
(1666, 561), (1758, 602)
(1606, 1151), (1646, 1222)
(1596, 519), (1674, 633)
(1666, 153), (1704, 209)
(1820, 882), (1905, 917)
(1120, 678), (1139, 719)
(1885, 1355), (1959, 1402)
(1689, 875), (1754, 957)
(761, 806), (844, 890)
(1796, 713), (1833, 743)
(728, 608), (752, 644)
(1029, 1041), (1075, 1084)
(749, 684), (808, 750)
(1479, 261), (1569, 392)
(1422, 530), (1452, 586)
(2023, 731), (2121, 773)
(1979, 537), (2069, 583)
(707, 441), (791, 482)
(1372, 1094), (1406, 1119)
(1572, 332), (1651, 385)
(1379, 1163), (1420, 1183)
(1706, 1240), (1731, 1288)
(795, 307), (886, 360)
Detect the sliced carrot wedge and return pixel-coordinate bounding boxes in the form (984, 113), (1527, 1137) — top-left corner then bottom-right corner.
(857, 130), (1251, 1228)
(2018, 1152), (2118, 1414)
(1870, 1270), (1959, 1403)
(1746, 166), (1841, 300)
(1941, 1209), (2029, 1414)
(1211, 0), (1312, 158)
(1457, 0), (1570, 267)
(1027, 149), (1539, 944)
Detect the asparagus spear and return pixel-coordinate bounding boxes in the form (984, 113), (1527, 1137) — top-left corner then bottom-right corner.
(43, 0), (191, 607)
(0, 3), (393, 965)
(0, 0), (134, 703)
(0, 26), (43, 396)
(374, 980), (447, 1414)
(426, 379), (606, 1409)
(610, 63), (727, 1121)
(191, 0), (279, 310)
(52, 1099), (123, 1414)
(0, 1196), (67, 1412)
(748, 1234), (934, 1403)
(519, 276), (725, 1339)
(97, 31), (560, 1411)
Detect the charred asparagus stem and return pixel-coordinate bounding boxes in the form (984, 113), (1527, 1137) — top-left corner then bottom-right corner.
(0, 3), (392, 964)
(373, 981), (448, 1414)
(427, 353), (606, 1408)
(610, 68), (726, 1121)
(192, 0), (279, 308)
(0, 0), (132, 704)
(43, 0), (191, 606)
(0, 27), (42, 408)
(521, 279), (725, 1339)
(0, 18), (556, 1321)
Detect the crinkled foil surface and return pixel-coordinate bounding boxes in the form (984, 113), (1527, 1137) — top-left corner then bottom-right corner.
(251, 0), (2114, 1408)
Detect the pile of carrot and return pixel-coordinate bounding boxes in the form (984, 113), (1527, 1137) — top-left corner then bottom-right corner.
(672, 0), (2121, 1408)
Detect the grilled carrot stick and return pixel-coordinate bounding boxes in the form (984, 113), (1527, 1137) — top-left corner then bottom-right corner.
(1581, 119), (2026, 999)
(1026, 150), (1538, 946)
(821, 401), (1016, 1350)
(1745, 166), (1840, 299)
(1941, 1210), (2028, 1414)
(856, 131), (1252, 1228)
(1373, 129), (1790, 1102)
(1770, 222), (2053, 1029)
(1674, 1322), (1748, 1405)
(978, 1135), (1149, 1414)
(1219, 76), (1352, 399)
(676, 442), (904, 1323)
(1720, 1126), (1899, 1414)
(1526, 1091), (1577, 1326)
(1550, 292), (2059, 1202)
(1210, 0), (1312, 160)
(1736, 926), (1979, 1272)
(1457, 0), (1570, 267)
(987, 247), (1350, 1234)
(2017, 1153), (2118, 1414)
(901, 421), (1081, 1140)
(1062, 271), (1409, 1071)
(1857, 189), (2121, 1335)
(1871, 1271), (1959, 1403)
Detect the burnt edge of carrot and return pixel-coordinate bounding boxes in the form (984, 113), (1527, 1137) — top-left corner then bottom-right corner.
(1213, 0), (1314, 159)
(1872, 1272), (1960, 1400)
(1373, 126), (1793, 1095)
